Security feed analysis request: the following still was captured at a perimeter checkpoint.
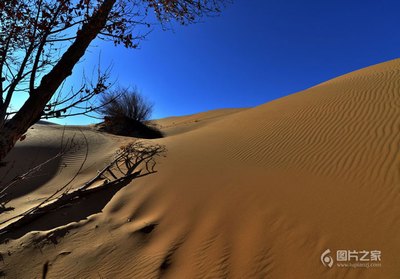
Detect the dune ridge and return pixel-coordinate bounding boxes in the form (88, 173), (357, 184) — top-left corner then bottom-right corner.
(0, 59), (399, 278)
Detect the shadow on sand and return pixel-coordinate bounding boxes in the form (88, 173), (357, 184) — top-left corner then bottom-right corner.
(0, 172), (151, 243)
(0, 141), (166, 244)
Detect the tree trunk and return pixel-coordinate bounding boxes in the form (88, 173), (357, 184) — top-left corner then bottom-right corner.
(0, 0), (116, 162)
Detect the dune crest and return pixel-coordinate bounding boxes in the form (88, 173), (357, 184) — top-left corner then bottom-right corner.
(1, 59), (399, 278)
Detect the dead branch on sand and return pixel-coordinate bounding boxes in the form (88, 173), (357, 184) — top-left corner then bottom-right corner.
(0, 141), (166, 241)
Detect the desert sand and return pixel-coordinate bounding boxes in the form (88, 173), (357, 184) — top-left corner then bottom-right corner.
(0, 59), (399, 278)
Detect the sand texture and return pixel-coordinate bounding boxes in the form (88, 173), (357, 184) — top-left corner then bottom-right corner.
(0, 59), (399, 278)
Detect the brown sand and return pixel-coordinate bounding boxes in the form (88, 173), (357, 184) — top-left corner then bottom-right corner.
(0, 59), (399, 278)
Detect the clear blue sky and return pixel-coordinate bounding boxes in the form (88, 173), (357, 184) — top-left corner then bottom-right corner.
(33, 0), (400, 124)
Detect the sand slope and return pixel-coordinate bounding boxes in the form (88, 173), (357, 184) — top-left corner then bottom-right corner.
(1, 59), (400, 278)
(151, 108), (247, 136)
(0, 125), (123, 227)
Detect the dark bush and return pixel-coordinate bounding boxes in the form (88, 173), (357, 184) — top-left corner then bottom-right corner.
(98, 88), (163, 139)
(99, 87), (153, 122)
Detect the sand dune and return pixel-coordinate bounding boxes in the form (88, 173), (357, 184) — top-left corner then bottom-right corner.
(0, 125), (124, 227)
(152, 108), (246, 136)
(1, 59), (399, 278)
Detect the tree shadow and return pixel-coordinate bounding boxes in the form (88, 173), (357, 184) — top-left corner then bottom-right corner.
(0, 172), (151, 243)
(0, 141), (166, 244)
(0, 146), (62, 200)
(0, 132), (88, 211)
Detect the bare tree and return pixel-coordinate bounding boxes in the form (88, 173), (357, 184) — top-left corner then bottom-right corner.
(0, 0), (228, 162)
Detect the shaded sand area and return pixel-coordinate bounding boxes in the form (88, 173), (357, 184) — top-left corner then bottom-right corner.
(0, 125), (125, 227)
(0, 59), (400, 278)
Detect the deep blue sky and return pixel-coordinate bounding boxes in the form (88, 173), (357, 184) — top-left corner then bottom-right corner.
(42, 0), (400, 124)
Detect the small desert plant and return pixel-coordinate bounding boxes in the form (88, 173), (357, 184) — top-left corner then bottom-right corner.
(99, 87), (153, 123)
(98, 87), (163, 139)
